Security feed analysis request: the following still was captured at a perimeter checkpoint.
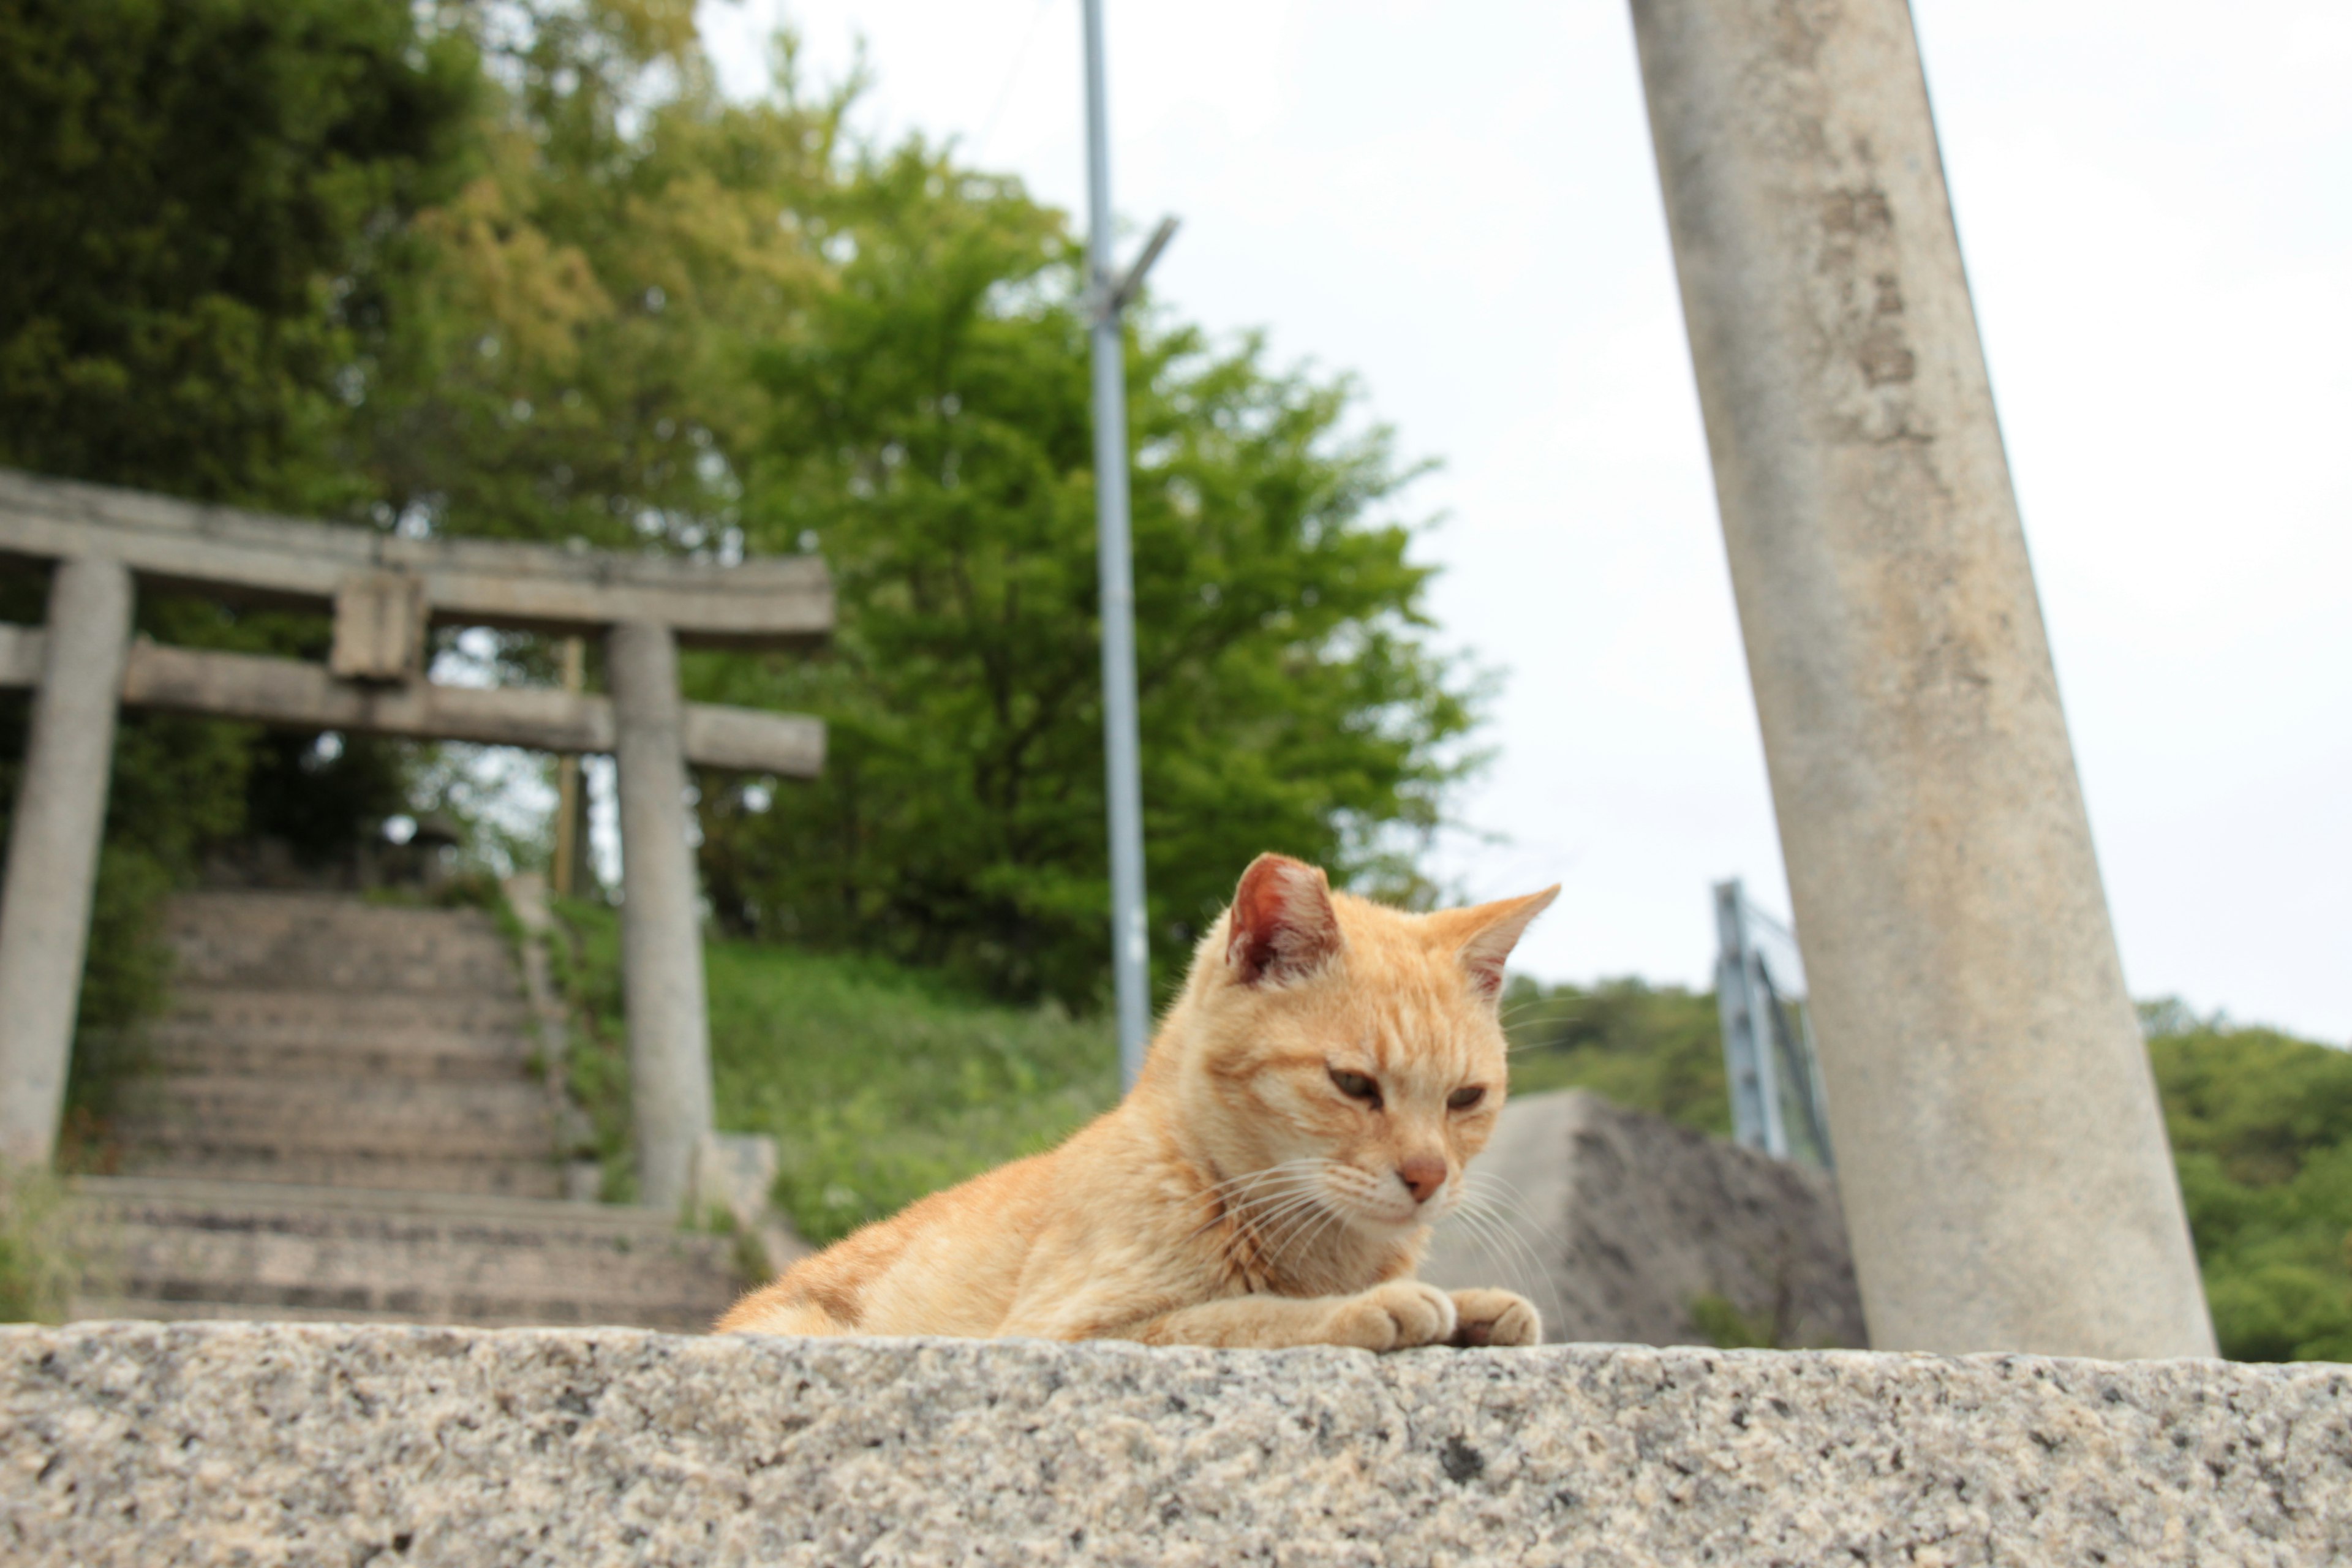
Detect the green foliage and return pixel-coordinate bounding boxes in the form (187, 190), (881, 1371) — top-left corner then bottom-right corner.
(0, 1163), (80, 1322)
(548, 897), (1116, 1243)
(696, 140), (1480, 1006)
(1498, 974), (1730, 1138)
(543, 895), (637, 1200)
(344, 3), (843, 551)
(0, 0), (475, 1052)
(2146, 1009), (2352, 1362)
(4, 0), (1483, 1044)
(0, 0), (476, 509)
(1689, 1292), (1775, 1351)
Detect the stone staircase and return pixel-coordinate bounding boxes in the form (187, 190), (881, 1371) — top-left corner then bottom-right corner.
(68, 889), (747, 1331)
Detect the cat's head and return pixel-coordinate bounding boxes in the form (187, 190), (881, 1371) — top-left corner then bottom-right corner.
(1168, 853), (1557, 1239)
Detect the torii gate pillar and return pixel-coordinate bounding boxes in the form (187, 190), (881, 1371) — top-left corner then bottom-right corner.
(608, 620), (715, 1210)
(1629, 0), (2213, 1355)
(0, 559), (134, 1164)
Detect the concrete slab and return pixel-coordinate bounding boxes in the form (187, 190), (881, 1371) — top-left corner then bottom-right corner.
(3, 1323), (2343, 1566)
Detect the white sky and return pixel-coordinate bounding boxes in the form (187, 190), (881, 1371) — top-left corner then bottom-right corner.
(698, 0), (2351, 1042)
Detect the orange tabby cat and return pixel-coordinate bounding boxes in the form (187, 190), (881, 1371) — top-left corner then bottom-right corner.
(717, 853), (1557, 1350)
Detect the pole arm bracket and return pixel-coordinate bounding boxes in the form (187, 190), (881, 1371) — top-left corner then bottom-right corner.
(1094, 215), (1181, 323)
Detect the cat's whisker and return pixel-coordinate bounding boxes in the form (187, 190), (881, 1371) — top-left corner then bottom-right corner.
(1262, 1200), (1349, 1278)
(1200, 1160), (1316, 1195)
(1246, 1188), (1341, 1255)
(1449, 1191), (1551, 1272)
(1195, 1164), (1315, 1210)
(1202, 1168), (1341, 1254)
(1457, 1166), (1540, 1215)
(1181, 1161), (1333, 1245)
(1443, 1206), (1529, 1302)
(1440, 1205), (1542, 1316)
(1255, 1201), (1331, 1264)
(1182, 1184), (1322, 1251)
(1467, 1215), (1564, 1332)
(1441, 1194), (1561, 1324)
(1240, 1188), (1333, 1238)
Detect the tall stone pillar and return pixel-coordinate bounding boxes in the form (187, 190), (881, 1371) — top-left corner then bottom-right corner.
(606, 620), (715, 1210)
(1629, 0), (2212, 1355)
(0, 557), (135, 1166)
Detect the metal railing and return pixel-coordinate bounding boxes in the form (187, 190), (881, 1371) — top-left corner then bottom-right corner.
(1714, 880), (1834, 1169)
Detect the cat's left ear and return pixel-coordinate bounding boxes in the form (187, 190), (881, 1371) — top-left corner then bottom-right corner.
(1446, 886), (1561, 1003)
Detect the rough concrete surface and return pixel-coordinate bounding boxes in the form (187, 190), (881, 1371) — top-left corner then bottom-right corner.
(4, 1322), (2346, 1566)
(1422, 1091), (1864, 1349)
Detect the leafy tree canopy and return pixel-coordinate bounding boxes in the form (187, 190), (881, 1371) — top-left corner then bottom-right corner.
(0, 0), (477, 508)
(694, 144), (1477, 1004)
(2146, 1008), (2352, 1362)
(0, 0), (479, 1044)
(1, 0), (1485, 1022)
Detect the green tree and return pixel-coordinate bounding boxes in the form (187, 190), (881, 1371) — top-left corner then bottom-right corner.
(692, 142), (1482, 1006)
(0, 0), (475, 510)
(341, 1), (843, 554)
(0, 0), (477, 1061)
(2, 0), (1489, 1039)
(2146, 1009), (2352, 1362)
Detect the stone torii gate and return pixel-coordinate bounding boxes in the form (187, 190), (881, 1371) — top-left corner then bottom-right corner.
(0, 468), (831, 1208)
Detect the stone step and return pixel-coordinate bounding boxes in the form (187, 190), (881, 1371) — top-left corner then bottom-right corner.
(130, 1020), (535, 1081)
(162, 985), (533, 1035)
(162, 893), (520, 995)
(173, 950), (519, 997)
(162, 890), (509, 941)
(67, 1180), (743, 1331)
(115, 1150), (565, 1199)
(114, 1074), (555, 1161)
(165, 896), (516, 940)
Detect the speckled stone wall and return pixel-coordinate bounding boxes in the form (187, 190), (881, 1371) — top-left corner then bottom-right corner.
(4, 1323), (2345, 1566)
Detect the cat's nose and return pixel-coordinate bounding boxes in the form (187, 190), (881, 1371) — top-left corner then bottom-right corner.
(1396, 1155), (1447, 1204)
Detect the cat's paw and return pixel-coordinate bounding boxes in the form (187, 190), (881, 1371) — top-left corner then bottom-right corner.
(1327, 1280), (1459, 1351)
(1447, 1288), (1542, 1348)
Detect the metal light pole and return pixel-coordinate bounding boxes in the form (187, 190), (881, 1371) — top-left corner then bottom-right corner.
(1081, 0), (1175, 1089)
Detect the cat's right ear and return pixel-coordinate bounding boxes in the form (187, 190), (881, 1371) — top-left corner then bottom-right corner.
(1226, 854), (1342, 987)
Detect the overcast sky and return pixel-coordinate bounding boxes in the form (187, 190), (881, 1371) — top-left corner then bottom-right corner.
(697, 0), (2351, 1043)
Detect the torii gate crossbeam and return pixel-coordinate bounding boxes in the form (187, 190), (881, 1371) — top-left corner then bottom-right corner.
(0, 470), (832, 1210)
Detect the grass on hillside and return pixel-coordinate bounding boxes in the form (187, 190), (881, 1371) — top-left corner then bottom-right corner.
(1499, 974), (1732, 1138)
(548, 899), (1118, 1245)
(0, 1163), (80, 1323)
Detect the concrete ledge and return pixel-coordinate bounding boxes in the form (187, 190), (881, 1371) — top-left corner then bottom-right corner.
(4, 1324), (2346, 1566)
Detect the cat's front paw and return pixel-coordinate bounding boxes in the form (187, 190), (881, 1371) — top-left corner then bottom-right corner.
(1447, 1287), (1542, 1348)
(1327, 1280), (1458, 1351)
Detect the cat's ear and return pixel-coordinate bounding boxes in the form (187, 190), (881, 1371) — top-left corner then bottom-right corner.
(1226, 853), (1343, 986)
(1447, 886), (1560, 1003)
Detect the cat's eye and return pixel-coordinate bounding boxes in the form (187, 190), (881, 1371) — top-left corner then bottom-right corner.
(1329, 1068), (1382, 1108)
(1447, 1086), (1486, 1112)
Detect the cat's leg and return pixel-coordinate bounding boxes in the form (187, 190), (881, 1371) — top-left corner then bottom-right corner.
(1124, 1280), (1460, 1351)
(1444, 1287), (1541, 1348)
